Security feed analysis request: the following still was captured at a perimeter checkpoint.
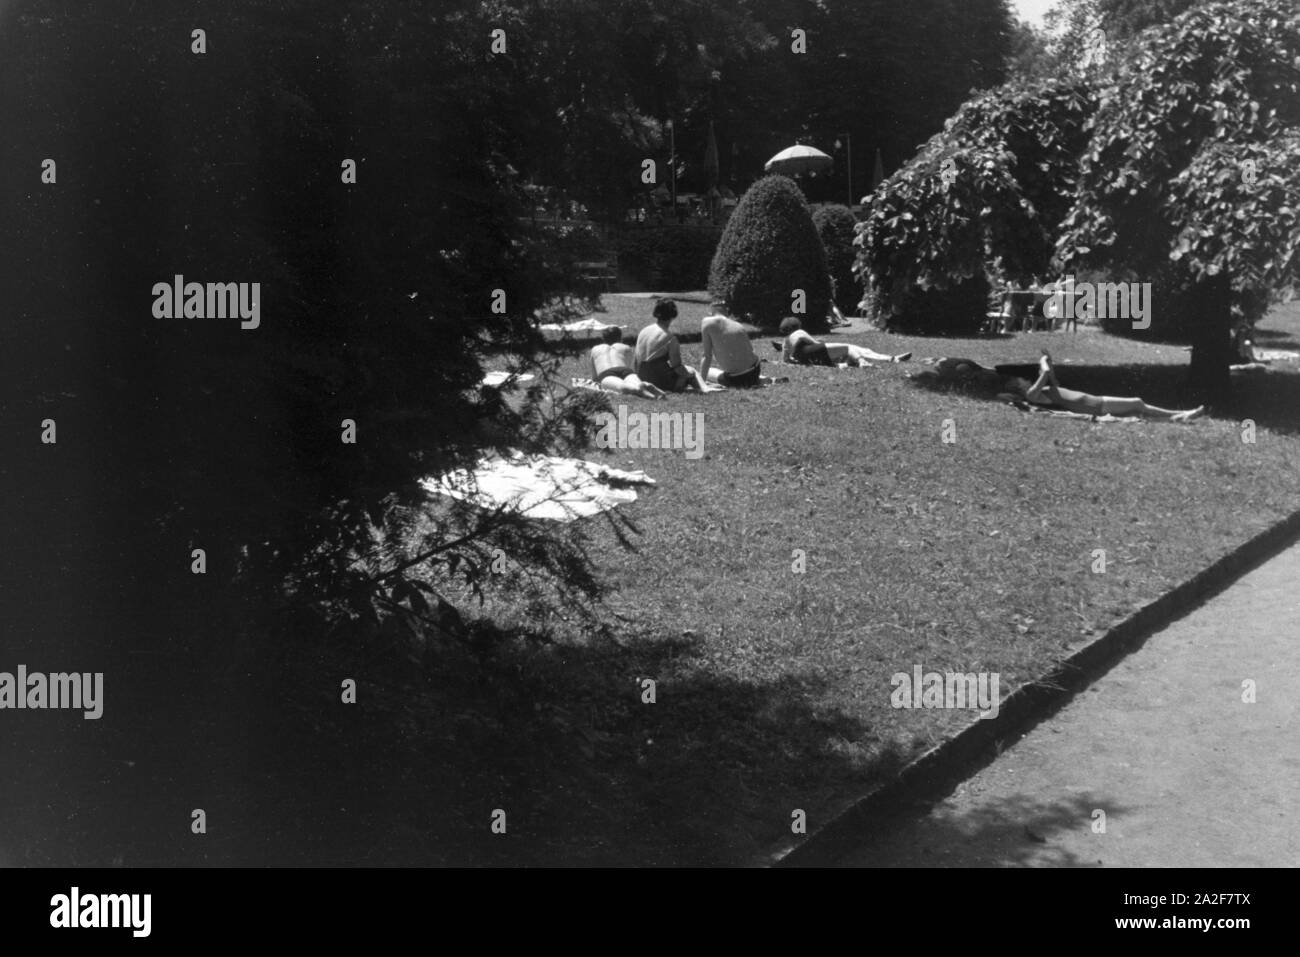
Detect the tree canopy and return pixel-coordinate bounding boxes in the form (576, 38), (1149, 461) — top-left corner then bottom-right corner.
(1055, 0), (1300, 393)
(859, 0), (1299, 391)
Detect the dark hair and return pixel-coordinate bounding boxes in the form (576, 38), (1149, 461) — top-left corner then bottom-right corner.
(652, 298), (678, 321)
(601, 325), (622, 344)
(778, 317), (802, 335)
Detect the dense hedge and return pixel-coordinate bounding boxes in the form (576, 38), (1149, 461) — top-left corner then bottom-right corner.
(708, 175), (832, 331)
(856, 78), (1095, 334)
(876, 277), (992, 336)
(616, 226), (721, 291)
(811, 204), (860, 314)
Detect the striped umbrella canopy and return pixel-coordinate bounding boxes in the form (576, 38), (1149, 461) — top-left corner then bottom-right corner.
(763, 143), (833, 176)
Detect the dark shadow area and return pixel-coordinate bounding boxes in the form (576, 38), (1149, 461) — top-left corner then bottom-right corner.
(885, 328), (1019, 341)
(0, 565), (912, 865)
(826, 791), (1127, 867)
(1248, 326), (1300, 349)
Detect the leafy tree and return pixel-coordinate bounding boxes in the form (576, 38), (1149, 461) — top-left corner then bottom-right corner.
(709, 175), (832, 330)
(855, 78), (1095, 332)
(1055, 0), (1300, 396)
(484, 0), (1017, 221)
(1006, 19), (1055, 82)
(0, 0), (625, 654)
(757, 0), (1015, 205)
(1041, 0), (1207, 77)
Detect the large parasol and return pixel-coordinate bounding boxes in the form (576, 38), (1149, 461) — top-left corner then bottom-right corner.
(763, 143), (833, 177)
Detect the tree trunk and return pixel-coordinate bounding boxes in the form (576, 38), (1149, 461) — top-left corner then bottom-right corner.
(1187, 273), (1233, 402)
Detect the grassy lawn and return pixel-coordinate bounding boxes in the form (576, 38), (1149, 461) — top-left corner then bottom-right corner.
(18, 303), (1300, 867)
(242, 300), (1300, 867)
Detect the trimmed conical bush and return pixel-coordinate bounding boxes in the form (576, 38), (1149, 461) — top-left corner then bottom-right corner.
(708, 175), (832, 331)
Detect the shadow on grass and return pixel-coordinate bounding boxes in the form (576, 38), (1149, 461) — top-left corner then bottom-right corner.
(244, 622), (915, 867)
(1, 609), (910, 867)
(1250, 326), (1300, 348)
(907, 359), (1300, 435)
(883, 326), (1019, 342)
(828, 791), (1125, 867)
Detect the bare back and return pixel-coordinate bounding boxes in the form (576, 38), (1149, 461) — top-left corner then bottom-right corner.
(700, 314), (758, 374)
(635, 323), (675, 365)
(591, 342), (635, 377)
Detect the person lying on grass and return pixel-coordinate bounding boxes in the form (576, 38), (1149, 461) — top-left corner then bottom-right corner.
(1021, 351), (1203, 421)
(634, 298), (720, 393)
(776, 317), (912, 367)
(698, 308), (766, 387)
(919, 354), (1204, 421)
(589, 326), (668, 399)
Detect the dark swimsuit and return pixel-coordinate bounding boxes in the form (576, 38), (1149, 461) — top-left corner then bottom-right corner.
(596, 365), (635, 382)
(791, 339), (834, 366)
(718, 362), (762, 387)
(636, 354), (681, 391)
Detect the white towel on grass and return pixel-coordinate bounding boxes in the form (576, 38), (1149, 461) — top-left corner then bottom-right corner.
(480, 371), (536, 387)
(538, 317), (617, 334)
(424, 452), (655, 522)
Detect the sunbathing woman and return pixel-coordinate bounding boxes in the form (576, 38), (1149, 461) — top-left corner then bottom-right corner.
(634, 298), (714, 392)
(777, 317), (911, 367)
(915, 355), (1204, 421)
(1023, 352), (1203, 421)
(590, 326), (668, 399)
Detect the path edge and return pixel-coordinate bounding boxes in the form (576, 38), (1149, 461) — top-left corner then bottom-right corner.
(763, 505), (1300, 868)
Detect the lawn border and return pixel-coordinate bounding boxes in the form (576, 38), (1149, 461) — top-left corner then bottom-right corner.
(764, 504), (1300, 867)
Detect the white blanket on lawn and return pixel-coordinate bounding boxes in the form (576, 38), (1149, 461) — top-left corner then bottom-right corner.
(480, 371), (536, 387)
(424, 452), (655, 521)
(538, 317), (617, 334)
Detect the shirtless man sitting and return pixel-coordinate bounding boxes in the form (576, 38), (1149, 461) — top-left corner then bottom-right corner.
(777, 317), (911, 367)
(698, 308), (764, 387)
(634, 298), (713, 392)
(589, 326), (668, 399)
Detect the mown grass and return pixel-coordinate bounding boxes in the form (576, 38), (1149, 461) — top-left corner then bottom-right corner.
(256, 300), (1300, 866)
(12, 302), (1300, 867)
